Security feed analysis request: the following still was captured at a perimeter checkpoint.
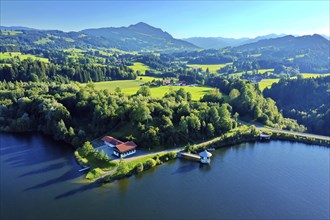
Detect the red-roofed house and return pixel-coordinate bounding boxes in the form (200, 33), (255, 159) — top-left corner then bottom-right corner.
(113, 141), (138, 158)
(102, 136), (124, 148)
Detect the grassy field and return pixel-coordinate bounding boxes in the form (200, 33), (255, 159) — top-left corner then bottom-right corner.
(128, 62), (150, 74)
(258, 73), (330, 91)
(0, 30), (22, 35)
(83, 76), (158, 90)
(0, 52), (49, 63)
(84, 77), (213, 100)
(230, 69), (274, 77)
(34, 37), (54, 45)
(300, 73), (330, 78)
(187, 63), (231, 73)
(258, 79), (280, 91)
(149, 86), (213, 100)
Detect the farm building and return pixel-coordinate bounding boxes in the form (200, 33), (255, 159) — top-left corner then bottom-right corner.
(163, 79), (171, 85)
(102, 136), (123, 147)
(113, 141), (138, 158)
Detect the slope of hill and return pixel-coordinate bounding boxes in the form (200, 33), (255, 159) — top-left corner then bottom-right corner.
(0, 26), (37, 31)
(237, 34), (329, 51)
(81, 22), (198, 52)
(0, 22), (198, 52)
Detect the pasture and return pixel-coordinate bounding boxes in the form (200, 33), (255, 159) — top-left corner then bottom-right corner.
(300, 73), (330, 78)
(83, 77), (213, 100)
(0, 52), (49, 63)
(187, 63), (231, 73)
(258, 79), (280, 91)
(0, 30), (22, 35)
(128, 62), (150, 74)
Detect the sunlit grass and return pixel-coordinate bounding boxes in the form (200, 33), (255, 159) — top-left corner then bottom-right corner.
(128, 62), (150, 74)
(187, 63), (231, 73)
(0, 52), (49, 63)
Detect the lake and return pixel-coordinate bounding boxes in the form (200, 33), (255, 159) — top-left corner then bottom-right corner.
(1, 133), (329, 219)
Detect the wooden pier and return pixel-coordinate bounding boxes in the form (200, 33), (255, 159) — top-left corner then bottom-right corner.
(178, 152), (200, 161)
(79, 166), (90, 172)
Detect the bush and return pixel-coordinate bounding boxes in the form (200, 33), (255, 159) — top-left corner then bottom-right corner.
(86, 168), (103, 180)
(135, 162), (144, 173)
(144, 159), (157, 170)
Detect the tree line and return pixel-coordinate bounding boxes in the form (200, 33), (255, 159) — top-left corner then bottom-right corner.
(264, 76), (330, 135)
(0, 59), (137, 83)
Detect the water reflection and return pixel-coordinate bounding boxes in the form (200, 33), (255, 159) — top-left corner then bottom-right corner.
(54, 182), (102, 200)
(23, 167), (85, 191)
(19, 162), (67, 178)
(171, 163), (199, 175)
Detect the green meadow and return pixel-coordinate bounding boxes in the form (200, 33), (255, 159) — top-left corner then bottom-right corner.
(230, 69), (274, 77)
(300, 73), (330, 78)
(34, 37), (54, 45)
(0, 30), (22, 35)
(257, 73), (330, 91)
(0, 52), (49, 63)
(258, 79), (280, 91)
(83, 77), (213, 101)
(128, 62), (150, 74)
(187, 63), (231, 73)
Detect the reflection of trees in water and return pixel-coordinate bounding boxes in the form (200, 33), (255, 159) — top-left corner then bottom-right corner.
(54, 182), (102, 200)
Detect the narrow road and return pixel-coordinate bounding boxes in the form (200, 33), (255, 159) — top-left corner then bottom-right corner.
(238, 120), (330, 141)
(93, 122), (329, 182)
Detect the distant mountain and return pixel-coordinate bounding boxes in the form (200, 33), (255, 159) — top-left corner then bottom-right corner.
(236, 34), (329, 51)
(1, 22), (198, 52)
(183, 34), (286, 49)
(0, 26), (37, 31)
(321, 34), (330, 40)
(81, 22), (198, 52)
(240, 34), (287, 45)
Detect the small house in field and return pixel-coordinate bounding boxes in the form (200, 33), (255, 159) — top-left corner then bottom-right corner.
(163, 79), (171, 86)
(113, 141), (138, 158)
(102, 136), (124, 148)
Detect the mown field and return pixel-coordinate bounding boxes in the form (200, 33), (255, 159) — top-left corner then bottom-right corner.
(300, 73), (330, 78)
(83, 77), (213, 100)
(187, 63), (231, 73)
(230, 69), (274, 77)
(0, 30), (22, 35)
(258, 73), (330, 91)
(258, 79), (280, 91)
(128, 62), (150, 74)
(0, 52), (49, 63)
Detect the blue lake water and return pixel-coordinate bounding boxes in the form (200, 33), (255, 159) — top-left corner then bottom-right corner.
(1, 133), (329, 219)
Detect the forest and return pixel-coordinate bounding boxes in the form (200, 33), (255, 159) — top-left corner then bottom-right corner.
(0, 75), (303, 149)
(264, 76), (330, 135)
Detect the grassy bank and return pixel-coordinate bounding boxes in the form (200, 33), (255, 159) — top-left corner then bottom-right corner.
(103, 151), (177, 182)
(261, 130), (330, 147)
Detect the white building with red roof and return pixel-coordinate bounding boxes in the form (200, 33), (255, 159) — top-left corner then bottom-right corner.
(102, 136), (124, 148)
(113, 141), (138, 158)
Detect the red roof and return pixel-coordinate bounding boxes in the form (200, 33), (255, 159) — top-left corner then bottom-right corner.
(102, 136), (123, 145)
(114, 141), (137, 153)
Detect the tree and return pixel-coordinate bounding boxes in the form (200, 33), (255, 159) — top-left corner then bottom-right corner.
(136, 86), (151, 97)
(206, 123), (215, 138)
(81, 141), (94, 157)
(229, 89), (240, 100)
(130, 102), (151, 124)
(135, 162), (144, 173)
(116, 159), (130, 176)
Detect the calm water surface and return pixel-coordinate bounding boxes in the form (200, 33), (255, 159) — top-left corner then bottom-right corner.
(0, 133), (329, 219)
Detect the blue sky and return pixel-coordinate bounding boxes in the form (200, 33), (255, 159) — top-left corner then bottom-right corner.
(1, 1), (329, 38)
